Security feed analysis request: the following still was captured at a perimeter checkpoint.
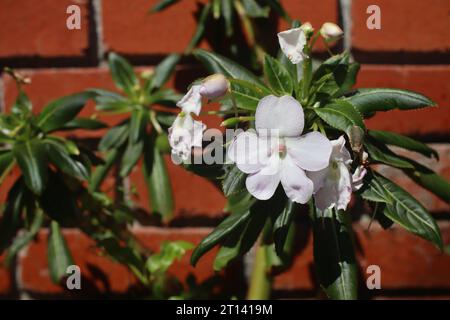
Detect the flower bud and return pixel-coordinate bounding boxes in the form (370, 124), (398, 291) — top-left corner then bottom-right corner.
(300, 22), (314, 37)
(320, 22), (344, 42)
(199, 74), (229, 100)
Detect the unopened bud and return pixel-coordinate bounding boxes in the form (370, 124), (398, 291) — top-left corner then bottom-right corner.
(320, 22), (344, 42)
(300, 22), (314, 37)
(199, 74), (229, 100)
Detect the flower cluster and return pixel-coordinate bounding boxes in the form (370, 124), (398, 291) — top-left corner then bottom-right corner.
(170, 22), (365, 211)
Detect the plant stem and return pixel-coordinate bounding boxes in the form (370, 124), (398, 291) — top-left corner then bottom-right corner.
(247, 221), (273, 300)
(246, 242), (272, 300)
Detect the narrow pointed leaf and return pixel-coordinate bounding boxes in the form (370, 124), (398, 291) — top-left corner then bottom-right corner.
(347, 88), (436, 117)
(48, 221), (74, 283)
(13, 140), (47, 195)
(263, 55), (294, 95)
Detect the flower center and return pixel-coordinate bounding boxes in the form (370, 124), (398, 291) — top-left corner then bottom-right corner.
(278, 141), (287, 159)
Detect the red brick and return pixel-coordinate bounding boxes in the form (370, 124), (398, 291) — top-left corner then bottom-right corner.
(352, 0), (450, 52)
(280, 0), (339, 51)
(0, 254), (13, 297)
(375, 144), (450, 213)
(0, 0), (90, 59)
(274, 222), (450, 291)
(356, 65), (450, 136)
(102, 0), (209, 55)
(19, 227), (238, 297)
(130, 159), (226, 220)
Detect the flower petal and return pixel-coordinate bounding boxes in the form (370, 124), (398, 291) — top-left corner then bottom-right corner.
(227, 131), (271, 174)
(176, 84), (202, 115)
(286, 131), (332, 171)
(280, 155), (314, 204)
(277, 28), (307, 64)
(331, 136), (352, 165)
(246, 154), (281, 200)
(313, 162), (352, 211)
(307, 167), (329, 193)
(255, 95), (304, 137)
(352, 165), (367, 191)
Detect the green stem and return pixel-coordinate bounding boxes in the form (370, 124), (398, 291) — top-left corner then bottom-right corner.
(246, 222), (273, 300)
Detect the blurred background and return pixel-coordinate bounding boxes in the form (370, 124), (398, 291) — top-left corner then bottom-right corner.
(0, 0), (449, 299)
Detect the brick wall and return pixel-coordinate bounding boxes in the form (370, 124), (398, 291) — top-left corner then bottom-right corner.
(0, 0), (449, 299)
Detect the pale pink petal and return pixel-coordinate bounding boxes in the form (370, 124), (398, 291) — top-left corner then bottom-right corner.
(280, 155), (314, 204)
(352, 165), (367, 191)
(245, 154), (281, 200)
(255, 95), (304, 137)
(227, 131), (271, 174)
(286, 131), (332, 171)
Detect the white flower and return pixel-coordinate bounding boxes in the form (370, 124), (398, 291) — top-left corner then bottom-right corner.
(168, 112), (205, 161)
(176, 84), (202, 116)
(199, 74), (229, 100)
(308, 136), (367, 211)
(277, 27), (308, 64)
(228, 95), (332, 203)
(320, 22), (344, 42)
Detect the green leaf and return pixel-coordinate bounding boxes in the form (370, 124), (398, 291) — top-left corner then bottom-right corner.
(191, 206), (253, 266)
(347, 88), (436, 117)
(5, 210), (44, 266)
(273, 200), (299, 260)
(194, 49), (263, 85)
(263, 55), (294, 95)
(61, 118), (108, 131)
(99, 123), (129, 151)
(402, 161), (450, 204)
(0, 151), (15, 184)
(368, 130), (438, 159)
(242, 0), (270, 17)
(221, 0), (234, 37)
(37, 92), (93, 133)
(120, 141), (143, 177)
(361, 171), (443, 249)
(213, 208), (267, 271)
(12, 90), (32, 115)
(146, 241), (193, 274)
(148, 54), (181, 91)
(44, 140), (88, 180)
(315, 100), (366, 132)
(185, 4), (211, 53)
(129, 108), (147, 143)
(150, 0), (180, 13)
(229, 79), (271, 111)
(313, 53), (360, 98)
(13, 140), (47, 195)
(313, 208), (358, 300)
(364, 140), (414, 169)
(0, 179), (25, 254)
(277, 49), (297, 84)
(222, 165), (247, 197)
(143, 136), (174, 222)
(89, 149), (120, 192)
(48, 221), (74, 283)
(108, 53), (139, 96)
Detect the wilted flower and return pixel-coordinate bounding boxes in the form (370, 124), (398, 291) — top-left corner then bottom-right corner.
(170, 84), (206, 161)
(277, 27), (308, 64)
(308, 136), (367, 211)
(168, 112), (205, 161)
(176, 84), (202, 116)
(228, 95), (332, 203)
(320, 22), (344, 42)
